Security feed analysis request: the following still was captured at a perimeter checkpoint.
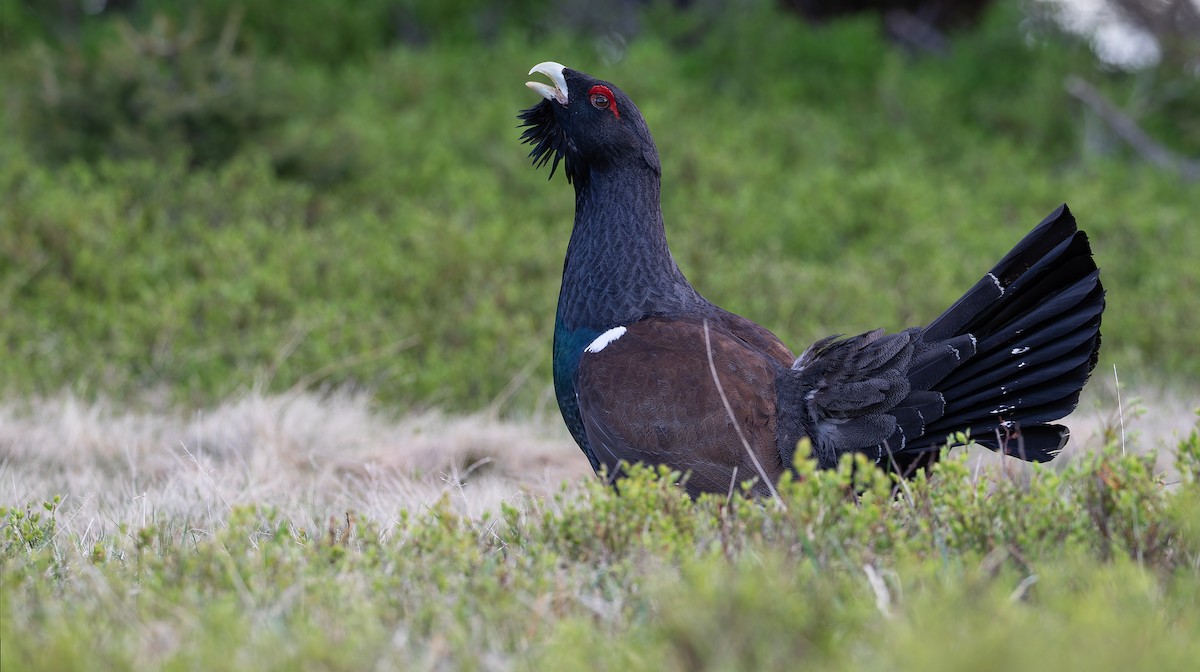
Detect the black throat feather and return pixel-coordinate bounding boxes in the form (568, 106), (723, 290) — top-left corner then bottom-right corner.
(519, 100), (587, 185)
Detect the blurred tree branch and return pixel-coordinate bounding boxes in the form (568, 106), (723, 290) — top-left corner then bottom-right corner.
(1066, 75), (1200, 181)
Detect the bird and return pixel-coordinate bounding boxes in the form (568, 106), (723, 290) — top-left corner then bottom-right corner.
(520, 61), (1104, 498)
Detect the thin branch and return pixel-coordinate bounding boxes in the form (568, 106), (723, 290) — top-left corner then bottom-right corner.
(702, 319), (781, 502)
(1114, 364), (1127, 456)
(1065, 75), (1200, 181)
(863, 563), (894, 618)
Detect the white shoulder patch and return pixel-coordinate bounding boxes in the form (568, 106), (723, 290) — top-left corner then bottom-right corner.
(585, 326), (627, 354)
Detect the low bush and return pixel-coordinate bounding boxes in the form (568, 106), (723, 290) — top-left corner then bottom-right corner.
(3, 430), (1200, 670)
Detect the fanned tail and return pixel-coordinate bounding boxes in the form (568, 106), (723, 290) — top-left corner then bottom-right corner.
(884, 204), (1105, 475)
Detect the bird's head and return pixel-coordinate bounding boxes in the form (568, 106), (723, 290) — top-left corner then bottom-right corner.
(520, 61), (660, 184)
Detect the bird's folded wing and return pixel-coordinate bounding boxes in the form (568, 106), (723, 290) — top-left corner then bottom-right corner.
(574, 316), (785, 497)
(780, 328), (922, 469)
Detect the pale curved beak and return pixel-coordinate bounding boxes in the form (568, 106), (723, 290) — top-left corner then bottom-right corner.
(526, 61), (569, 105)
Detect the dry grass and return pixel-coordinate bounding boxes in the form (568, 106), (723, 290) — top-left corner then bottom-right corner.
(0, 391), (591, 548)
(1, 382), (1193, 549)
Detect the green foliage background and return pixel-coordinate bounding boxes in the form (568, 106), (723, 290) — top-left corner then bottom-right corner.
(3, 3), (1200, 669)
(2, 1), (1198, 411)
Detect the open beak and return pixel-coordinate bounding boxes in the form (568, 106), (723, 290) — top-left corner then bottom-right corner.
(526, 61), (569, 105)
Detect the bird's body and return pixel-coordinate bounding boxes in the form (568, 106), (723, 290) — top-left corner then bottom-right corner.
(521, 62), (1104, 497)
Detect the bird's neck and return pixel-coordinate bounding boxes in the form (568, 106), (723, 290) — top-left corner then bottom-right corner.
(556, 165), (703, 332)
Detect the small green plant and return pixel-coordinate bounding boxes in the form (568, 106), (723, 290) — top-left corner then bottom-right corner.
(1, 495), (61, 555)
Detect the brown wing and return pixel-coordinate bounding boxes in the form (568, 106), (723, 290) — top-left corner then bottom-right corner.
(709, 308), (796, 368)
(574, 315), (788, 497)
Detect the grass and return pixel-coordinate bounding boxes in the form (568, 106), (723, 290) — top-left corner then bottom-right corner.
(0, 392), (589, 529)
(2, 391), (1200, 671)
(0, 384), (1187, 544)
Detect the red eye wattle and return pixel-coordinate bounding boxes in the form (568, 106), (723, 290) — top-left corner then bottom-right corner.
(587, 85), (620, 120)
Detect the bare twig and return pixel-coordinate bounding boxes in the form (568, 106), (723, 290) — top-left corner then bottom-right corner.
(863, 564), (893, 618)
(1114, 364), (1127, 456)
(1008, 574), (1039, 603)
(214, 5), (245, 63)
(1065, 75), (1200, 181)
(702, 319), (781, 502)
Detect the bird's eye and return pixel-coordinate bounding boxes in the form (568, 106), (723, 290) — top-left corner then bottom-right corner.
(586, 84), (621, 119)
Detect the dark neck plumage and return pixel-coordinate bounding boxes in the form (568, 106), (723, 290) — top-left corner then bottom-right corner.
(556, 164), (705, 331)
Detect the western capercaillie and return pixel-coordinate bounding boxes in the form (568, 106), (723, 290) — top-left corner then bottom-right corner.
(521, 61), (1104, 498)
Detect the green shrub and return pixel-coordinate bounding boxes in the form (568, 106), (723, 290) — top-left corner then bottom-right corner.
(10, 11), (277, 168)
(1, 2), (1197, 409)
(6, 431), (1200, 670)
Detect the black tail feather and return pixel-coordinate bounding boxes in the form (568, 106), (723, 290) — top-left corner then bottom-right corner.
(923, 204), (1080, 341)
(940, 336), (1099, 415)
(929, 363), (1093, 441)
(902, 423), (1069, 464)
(885, 204), (1104, 472)
(938, 332), (1100, 413)
(888, 391), (948, 444)
(991, 425), (1071, 461)
(942, 290), (1102, 387)
(968, 236), (1096, 334)
(907, 334), (978, 390)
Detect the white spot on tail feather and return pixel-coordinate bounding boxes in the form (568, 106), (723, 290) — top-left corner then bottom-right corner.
(988, 272), (1005, 296)
(585, 326), (627, 353)
(1011, 346), (1030, 355)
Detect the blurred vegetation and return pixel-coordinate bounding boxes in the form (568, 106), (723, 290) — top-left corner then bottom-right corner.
(0, 0), (1198, 412)
(5, 433), (1200, 669)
